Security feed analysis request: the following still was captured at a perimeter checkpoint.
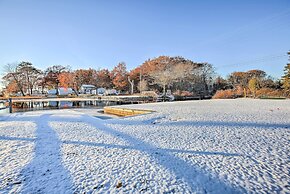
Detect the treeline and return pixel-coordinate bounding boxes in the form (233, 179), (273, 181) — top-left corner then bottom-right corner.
(213, 53), (290, 98)
(2, 56), (214, 97)
(1, 54), (290, 98)
(213, 70), (287, 98)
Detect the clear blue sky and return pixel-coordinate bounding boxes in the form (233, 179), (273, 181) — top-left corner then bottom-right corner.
(0, 0), (289, 82)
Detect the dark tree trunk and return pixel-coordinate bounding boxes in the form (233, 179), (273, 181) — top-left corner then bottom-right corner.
(12, 73), (25, 96)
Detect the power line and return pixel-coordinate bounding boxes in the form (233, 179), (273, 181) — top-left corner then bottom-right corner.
(216, 53), (288, 69)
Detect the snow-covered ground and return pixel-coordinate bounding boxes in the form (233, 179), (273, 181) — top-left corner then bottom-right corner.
(0, 99), (289, 193)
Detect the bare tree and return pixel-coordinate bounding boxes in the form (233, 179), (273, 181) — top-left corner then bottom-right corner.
(180, 62), (215, 96)
(17, 62), (42, 95)
(148, 57), (212, 95)
(137, 79), (148, 92)
(2, 63), (26, 96)
(150, 65), (179, 94)
(128, 76), (134, 94)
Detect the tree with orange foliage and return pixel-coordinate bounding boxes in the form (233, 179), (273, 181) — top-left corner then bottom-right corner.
(228, 70), (266, 97)
(3, 63), (26, 96)
(3, 62), (43, 96)
(228, 71), (249, 97)
(247, 69), (266, 79)
(135, 56), (180, 93)
(128, 67), (144, 93)
(74, 68), (97, 90)
(129, 56), (213, 95)
(58, 72), (76, 89)
(43, 65), (69, 92)
(96, 69), (112, 88)
(5, 80), (19, 95)
(138, 56), (170, 82)
(110, 62), (128, 92)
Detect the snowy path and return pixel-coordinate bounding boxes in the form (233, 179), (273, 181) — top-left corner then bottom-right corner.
(0, 99), (289, 193)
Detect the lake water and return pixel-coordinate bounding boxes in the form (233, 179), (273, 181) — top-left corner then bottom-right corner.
(0, 101), (8, 114)
(1, 100), (118, 114)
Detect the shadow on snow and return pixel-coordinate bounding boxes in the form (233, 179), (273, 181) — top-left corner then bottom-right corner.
(79, 115), (244, 193)
(2, 114), (74, 193)
(0, 113), (261, 193)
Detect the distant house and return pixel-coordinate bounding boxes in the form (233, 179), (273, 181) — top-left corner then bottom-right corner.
(97, 88), (106, 96)
(80, 85), (96, 94)
(105, 89), (118, 95)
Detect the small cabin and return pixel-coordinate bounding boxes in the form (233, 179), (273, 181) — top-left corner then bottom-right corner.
(80, 85), (96, 94)
(97, 88), (106, 96)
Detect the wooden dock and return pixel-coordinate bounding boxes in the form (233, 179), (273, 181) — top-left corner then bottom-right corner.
(104, 107), (152, 116)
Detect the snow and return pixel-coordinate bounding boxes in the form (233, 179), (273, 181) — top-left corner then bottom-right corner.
(0, 99), (289, 193)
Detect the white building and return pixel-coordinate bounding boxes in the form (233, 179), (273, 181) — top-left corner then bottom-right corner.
(80, 85), (96, 94)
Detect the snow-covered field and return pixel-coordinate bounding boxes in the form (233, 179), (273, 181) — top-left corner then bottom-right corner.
(0, 99), (289, 193)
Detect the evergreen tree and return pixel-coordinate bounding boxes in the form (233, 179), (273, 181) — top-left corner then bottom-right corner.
(281, 52), (290, 96)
